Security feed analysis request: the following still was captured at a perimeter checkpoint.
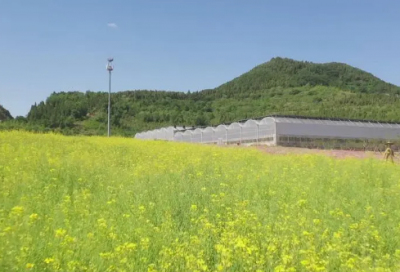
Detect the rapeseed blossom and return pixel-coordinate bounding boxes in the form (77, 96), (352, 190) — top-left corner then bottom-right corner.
(1, 131), (400, 271)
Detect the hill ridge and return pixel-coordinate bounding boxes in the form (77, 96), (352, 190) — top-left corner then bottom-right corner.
(0, 105), (13, 121)
(2, 57), (400, 136)
(214, 57), (400, 95)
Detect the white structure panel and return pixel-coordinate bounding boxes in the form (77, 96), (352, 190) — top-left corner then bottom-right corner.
(242, 120), (259, 141)
(258, 117), (276, 143)
(274, 117), (400, 140)
(182, 130), (193, 142)
(227, 122), (242, 142)
(153, 129), (162, 140)
(192, 128), (203, 143)
(202, 127), (215, 143)
(214, 125), (228, 142)
(134, 116), (400, 145)
(173, 132), (183, 142)
(163, 127), (176, 141)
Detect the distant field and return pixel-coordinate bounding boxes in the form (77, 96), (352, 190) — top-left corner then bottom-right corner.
(1, 132), (400, 271)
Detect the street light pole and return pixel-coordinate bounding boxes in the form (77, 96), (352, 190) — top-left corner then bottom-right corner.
(106, 58), (114, 137)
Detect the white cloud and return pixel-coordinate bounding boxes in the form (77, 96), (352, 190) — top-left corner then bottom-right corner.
(107, 23), (118, 29)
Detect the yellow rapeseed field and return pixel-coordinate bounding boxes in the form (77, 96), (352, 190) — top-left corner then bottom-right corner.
(1, 131), (400, 271)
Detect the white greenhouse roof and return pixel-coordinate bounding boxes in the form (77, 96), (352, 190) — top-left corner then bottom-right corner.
(134, 115), (400, 142)
(272, 116), (400, 140)
(272, 116), (400, 128)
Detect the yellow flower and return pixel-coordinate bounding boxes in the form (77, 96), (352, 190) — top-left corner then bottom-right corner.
(3, 226), (12, 233)
(4, 131), (400, 270)
(55, 228), (66, 238)
(10, 206), (24, 216)
(126, 243), (137, 251)
(44, 258), (54, 264)
(148, 264), (157, 272)
(29, 213), (38, 220)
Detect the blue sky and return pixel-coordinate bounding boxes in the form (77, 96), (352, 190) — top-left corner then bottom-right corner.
(1, 0), (399, 117)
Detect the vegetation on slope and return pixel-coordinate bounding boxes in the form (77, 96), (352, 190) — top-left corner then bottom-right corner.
(0, 105), (13, 121)
(2, 131), (400, 271)
(213, 57), (400, 95)
(2, 57), (400, 136)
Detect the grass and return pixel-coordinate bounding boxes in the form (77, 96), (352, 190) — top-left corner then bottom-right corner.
(1, 131), (400, 271)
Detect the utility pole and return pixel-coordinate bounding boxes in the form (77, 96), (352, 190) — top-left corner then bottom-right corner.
(106, 58), (114, 137)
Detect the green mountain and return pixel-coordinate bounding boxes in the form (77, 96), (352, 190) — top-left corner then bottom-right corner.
(0, 105), (13, 121)
(214, 57), (400, 95)
(2, 57), (400, 136)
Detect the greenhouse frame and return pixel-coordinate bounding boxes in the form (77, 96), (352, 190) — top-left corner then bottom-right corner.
(134, 115), (400, 151)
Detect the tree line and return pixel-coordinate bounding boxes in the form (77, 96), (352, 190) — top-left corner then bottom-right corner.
(2, 57), (400, 136)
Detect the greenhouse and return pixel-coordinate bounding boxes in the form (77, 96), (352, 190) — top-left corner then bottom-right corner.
(136, 126), (184, 141)
(199, 127), (215, 144)
(191, 128), (203, 143)
(181, 130), (193, 142)
(134, 115), (400, 150)
(214, 125), (228, 143)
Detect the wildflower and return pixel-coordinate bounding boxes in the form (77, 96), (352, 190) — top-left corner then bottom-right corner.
(29, 213), (38, 221)
(10, 206), (24, 216)
(297, 199), (307, 207)
(67, 261), (79, 270)
(64, 235), (76, 244)
(99, 252), (113, 260)
(44, 258), (54, 264)
(3, 226), (12, 233)
(26, 263), (34, 269)
(148, 264), (157, 272)
(234, 238), (246, 249)
(301, 260), (310, 266)
(350, 223), (359, 230)
(126, 243), (137, 251)
(107, 199), (116, 205)
(55, 228), (66, 238)
(97, 218), (107, 228)
(141, 237), (150, 250)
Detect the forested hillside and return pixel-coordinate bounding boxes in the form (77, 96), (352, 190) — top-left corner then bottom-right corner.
(211, 57), (400, 95)
(2, 57), (400, 136)
(0, 105), (12, 121)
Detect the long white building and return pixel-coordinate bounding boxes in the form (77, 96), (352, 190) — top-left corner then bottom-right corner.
(134, 115), (400, 148)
